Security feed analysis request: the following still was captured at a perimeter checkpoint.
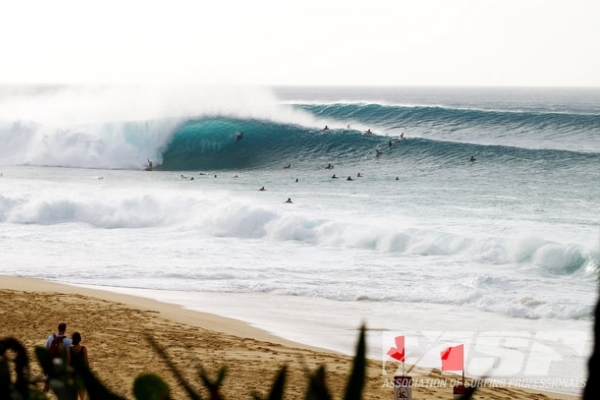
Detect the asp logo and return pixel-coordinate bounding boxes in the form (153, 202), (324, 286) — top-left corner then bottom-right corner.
(381, 330), (590, 381)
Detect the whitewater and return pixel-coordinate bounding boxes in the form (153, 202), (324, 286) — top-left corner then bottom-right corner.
(1, 85), (599, 395)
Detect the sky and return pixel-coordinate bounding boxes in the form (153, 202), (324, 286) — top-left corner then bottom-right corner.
(1, 0), (599, 87)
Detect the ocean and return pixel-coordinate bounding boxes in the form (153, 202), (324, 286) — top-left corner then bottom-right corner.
(1, 85), (599, 395)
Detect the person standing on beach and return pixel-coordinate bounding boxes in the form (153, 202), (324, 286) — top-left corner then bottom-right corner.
(44, 322), (72, 392)
(46, 322), (72, 350)
(70, 332), (89, 400)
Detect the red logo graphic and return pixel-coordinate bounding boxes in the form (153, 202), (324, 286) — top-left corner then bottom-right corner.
(387, 335), (405, 362)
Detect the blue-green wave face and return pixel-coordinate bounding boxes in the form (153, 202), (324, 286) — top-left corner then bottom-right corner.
(4, 86), (598, 172)
(157, 100), (600, 173)
(295, 102), (600, 130)
(159, 117), (389, 170)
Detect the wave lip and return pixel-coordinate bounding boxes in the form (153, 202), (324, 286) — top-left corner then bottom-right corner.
(0, 84), (320, 169)
(2, 86), (599, 170)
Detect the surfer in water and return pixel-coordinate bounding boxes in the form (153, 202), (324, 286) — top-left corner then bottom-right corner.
(375, 149), (382, 157)
(236, 132), (244, 142)
(365, 129), (372, 135)
(325, 163), (334, 169)
(259, 186), (265, 191)
(146, 159), (153, 171)
(283, 164), (291, 169)
(469, 155), (476, 162)
(323, 125), (329, 132)
(285, 198), (293, 203)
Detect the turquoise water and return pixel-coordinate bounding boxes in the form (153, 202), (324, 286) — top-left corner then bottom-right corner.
(0, 85), (598, 394)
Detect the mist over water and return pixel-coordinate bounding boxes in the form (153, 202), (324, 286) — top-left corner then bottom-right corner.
(0, 85), (322, 169)
(1, 85), (598, 394)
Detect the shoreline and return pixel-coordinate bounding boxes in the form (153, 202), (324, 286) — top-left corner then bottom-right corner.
(69, 280), (593, 396)
(0, 276), (584, 400)
(0, 276), (314, 352)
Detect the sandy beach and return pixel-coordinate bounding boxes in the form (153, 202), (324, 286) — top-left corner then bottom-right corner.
(0, 276), (582, 400)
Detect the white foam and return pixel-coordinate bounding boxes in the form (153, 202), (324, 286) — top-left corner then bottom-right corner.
(67, 284), (593, 395)
(0, 85), (328, 168)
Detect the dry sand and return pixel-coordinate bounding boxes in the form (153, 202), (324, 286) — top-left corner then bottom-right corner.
(0, 276), (581, 400)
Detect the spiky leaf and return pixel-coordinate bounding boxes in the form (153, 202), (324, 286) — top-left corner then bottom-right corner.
(343, 325), (366, 400)
(304, 365), (331, 400)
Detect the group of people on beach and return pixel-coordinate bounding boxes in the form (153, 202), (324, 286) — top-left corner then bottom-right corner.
(43, 322), (89, 399)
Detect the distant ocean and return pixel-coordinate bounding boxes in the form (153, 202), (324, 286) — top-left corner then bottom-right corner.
(1, 85), (599, 395)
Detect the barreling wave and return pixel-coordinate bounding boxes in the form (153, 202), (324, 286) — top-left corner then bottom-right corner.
(0, 84), (320, 170)
(1, 84), (599, 170)
(159, 117), (383, 170)
(156, 115), (600, 174)
(2, 111), (599, 173)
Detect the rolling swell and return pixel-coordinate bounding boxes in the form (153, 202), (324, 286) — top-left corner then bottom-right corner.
(294, 102), (600, 153)
(296, 102), (600, 131)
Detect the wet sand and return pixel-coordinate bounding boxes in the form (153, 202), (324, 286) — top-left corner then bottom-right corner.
(0, 276), (580, 400)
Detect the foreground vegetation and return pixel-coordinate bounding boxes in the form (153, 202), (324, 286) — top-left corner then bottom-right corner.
(2, 313), (598, 400)
(5, 326), (374, 400)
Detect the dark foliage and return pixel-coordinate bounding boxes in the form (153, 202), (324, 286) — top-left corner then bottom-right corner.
(303, 366), (332, 400)
(0, 337), (31, 400)
(343, 326), (366, 400)
(2, 312), (599, 399)
(583, 282), (600, 400)
(133, 374), (171, 400)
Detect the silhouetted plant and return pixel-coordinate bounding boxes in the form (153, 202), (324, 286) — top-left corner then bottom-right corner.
(5, 315), (599, 399)
(584, 282), (600, 400)
(35, 344), (126, 400)
(35, 345), (79, 400)
(251, 366), (286, 400)
(303, 365), (332, 400)
(133, 373), (171, 400)
(144, 335), (201, 400)
(199, 365), (229, 400)
(344, 326), (365, 400)
(0, 337), (32, 400)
